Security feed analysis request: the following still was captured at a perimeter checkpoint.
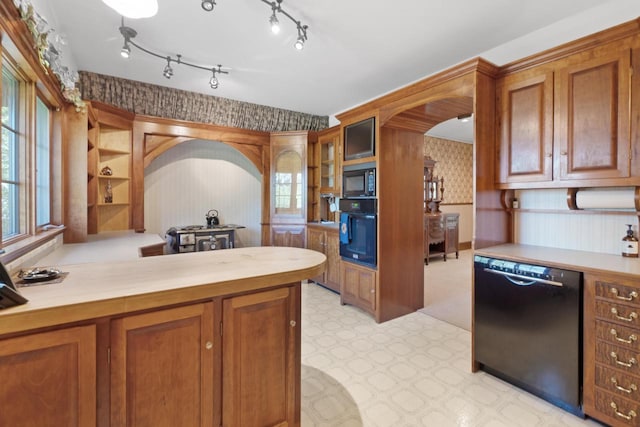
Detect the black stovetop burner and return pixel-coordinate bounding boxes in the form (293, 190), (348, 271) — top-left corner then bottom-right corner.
(179, 225), (204, 231)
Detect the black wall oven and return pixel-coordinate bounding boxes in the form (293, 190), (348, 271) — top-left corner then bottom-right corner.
(339, 198), (377, 268)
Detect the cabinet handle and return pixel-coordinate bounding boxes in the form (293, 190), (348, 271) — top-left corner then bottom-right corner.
(611, 288), (638, 302)
(611, 307), (639, 322)
(290, 320), (296, 327)
(205, 341), (213, 350)
(610, 328), (638, 344)
(610, 351), (637, 368)
(545, 153), (552, 158)
(611, 377), (638, 394)
(610, 402), (637, 420)
(560, 150), (567, 155)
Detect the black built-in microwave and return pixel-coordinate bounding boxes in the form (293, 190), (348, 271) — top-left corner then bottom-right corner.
(342, 163), (375, 198)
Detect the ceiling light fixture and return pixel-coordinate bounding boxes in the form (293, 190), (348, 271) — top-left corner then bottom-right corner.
(102, 0), (159, 19)
(201, 0), (216, 12)
(118, 18), (228, 89)
(201, 0), (309, 50)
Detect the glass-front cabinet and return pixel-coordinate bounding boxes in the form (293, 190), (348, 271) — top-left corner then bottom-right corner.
(318, 127), (340, 194)
(270, 131), (317, 247)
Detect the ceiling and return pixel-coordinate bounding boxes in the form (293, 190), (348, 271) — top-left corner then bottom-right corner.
(39, 0), (640, 142)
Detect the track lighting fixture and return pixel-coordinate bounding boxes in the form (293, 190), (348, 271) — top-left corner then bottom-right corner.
(201, 0), (216, 12)
(201, 0), (309, 50)
(118, 18), (228, 89)
(269, 10), (280, 34)
(120, 41), (131, 58)
(163, 57), (174, 79)
(209, 66), (222, 89)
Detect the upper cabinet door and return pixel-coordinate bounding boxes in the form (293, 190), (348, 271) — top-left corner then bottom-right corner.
(554, 49), (631, 181)
(496, 69), (554, 183)
(318, 127), (341, 194)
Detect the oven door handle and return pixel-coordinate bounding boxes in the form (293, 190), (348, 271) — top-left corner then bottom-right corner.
(483, 268), (563, 287)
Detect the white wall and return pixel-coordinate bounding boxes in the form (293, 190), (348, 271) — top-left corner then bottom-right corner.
(144, 139), (262, 247)
(515, 189), (637, 255)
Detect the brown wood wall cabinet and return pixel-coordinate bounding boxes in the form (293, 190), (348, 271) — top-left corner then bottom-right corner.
(0, 247), (320, 427)
(306, 224), (340, 293)
(497, 37), (638, 188)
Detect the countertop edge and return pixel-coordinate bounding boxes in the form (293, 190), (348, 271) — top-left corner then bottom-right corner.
(0, 247), (326, 336)
(474, 244), (640, 278)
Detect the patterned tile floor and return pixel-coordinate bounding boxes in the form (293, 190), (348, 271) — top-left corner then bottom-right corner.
(300, 282), (603, 427)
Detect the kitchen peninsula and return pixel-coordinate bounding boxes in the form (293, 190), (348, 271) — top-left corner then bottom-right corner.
(0, 246), (325, 427)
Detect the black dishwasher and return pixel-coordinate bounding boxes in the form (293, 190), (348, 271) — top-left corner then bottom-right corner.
(474, 255), (583, 416)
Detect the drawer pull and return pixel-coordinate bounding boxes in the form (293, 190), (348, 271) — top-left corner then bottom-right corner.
(610, 328), (638, 344)
(611, 377), (638, 394)
(610, 402), (637, 420)
(610, 352), (637, 368)
(611, 288), (638, 302)
(611, 307), (639, 322)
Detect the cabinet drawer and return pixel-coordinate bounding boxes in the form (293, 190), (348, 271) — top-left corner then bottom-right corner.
(594, 389), (640, 426)
(596, 341), (640, 375)
(596, 301), (640, 328)
(596, 364), (640, 400)
(597, 320), (640, 350)
(596, 281), (640, 305)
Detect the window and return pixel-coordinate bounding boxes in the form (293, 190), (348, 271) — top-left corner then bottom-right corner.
(36, 97), (51, 226)
(1, 52), (55, 245)
(1, 64), (24, 240)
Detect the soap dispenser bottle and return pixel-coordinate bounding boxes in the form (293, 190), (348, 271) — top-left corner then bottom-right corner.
(622, 224), (639, 258)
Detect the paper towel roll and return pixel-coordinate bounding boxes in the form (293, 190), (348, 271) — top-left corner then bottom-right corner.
(575, 188), (637, 209)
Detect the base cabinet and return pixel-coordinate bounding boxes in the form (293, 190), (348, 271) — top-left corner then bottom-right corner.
(0, 286), (300, 427)
(272, 225), (306, 248)
(424, 213), (459, 264)
(110, 303), (217, 427)
(307, 225), (340, 293)
(0, 325), (96, 427)
(340, 261), (377, 315)
(584, 273), (640, 427)
(222, 286), (299, 427)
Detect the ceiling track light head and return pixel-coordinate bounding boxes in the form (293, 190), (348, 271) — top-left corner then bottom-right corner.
(201, 0), (216, 11)
(163, 56), (174, 79)
(121, 42), (131, 58)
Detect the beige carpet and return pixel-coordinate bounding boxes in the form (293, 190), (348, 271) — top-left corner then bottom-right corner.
(420, 249), (472, 331)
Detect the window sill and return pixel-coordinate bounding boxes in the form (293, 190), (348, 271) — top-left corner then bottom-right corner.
(0, 227), (66, 265)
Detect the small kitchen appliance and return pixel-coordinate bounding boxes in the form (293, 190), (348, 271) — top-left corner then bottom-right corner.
(206, 209), (220, 227)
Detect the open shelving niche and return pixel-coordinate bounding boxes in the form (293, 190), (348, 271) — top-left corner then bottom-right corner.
(92, 124), (132, 233)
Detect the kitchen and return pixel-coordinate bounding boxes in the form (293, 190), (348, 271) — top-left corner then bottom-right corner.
(1, 0), (640, 427)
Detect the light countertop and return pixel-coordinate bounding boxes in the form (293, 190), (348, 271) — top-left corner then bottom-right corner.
(1, 246), (326, 336)
(475, 243), (640, 278)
